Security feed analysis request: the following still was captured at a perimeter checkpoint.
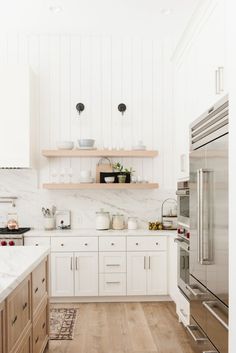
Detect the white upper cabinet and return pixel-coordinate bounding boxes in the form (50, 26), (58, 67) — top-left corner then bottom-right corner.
(0, 64), (35, 168)
(173, 0), (227, 181)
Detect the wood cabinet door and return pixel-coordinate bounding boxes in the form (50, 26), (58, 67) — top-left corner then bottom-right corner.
(0, 301), (5, 353)
(74, 252), (98, 296)
(147, 251), (167, 295)
(127, 252), (147, 295)
(51, 252), (74, 297)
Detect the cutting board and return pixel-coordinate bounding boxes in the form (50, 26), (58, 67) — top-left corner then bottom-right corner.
(96, 158), (113, 183)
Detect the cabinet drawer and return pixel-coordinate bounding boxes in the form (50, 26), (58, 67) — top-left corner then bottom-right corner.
(51, 237), (98, 252)
(99, 237), (126, 251)
(33, 304), (48, 353)
(16, 327), (32, 353)
(127, 236), (167, 251)
(99, 252), (126, 273)
(24, 237), (50, 247)
(32, 259), (47, 315)
(7, 276), (31, 353)
(99, 273), (126, 296)
(177, 290), (190, 326)
(0, 301), (5, 353)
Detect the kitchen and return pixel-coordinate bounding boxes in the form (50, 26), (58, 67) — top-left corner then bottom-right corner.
(0, 0), (233, 353)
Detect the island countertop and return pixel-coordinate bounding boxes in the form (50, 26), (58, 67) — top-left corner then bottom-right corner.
(0, 246), (50, 303)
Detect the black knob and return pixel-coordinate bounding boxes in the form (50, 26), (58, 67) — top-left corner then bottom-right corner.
(136, 243), (139, 246)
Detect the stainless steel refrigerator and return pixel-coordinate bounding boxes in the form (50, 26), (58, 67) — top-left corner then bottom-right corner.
(187, 95), (228, 353)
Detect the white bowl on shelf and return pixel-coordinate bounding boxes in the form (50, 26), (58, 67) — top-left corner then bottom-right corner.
(78, 139), (95, 148)
(56, 141), (74, 150)
(104, 176), (115, 183)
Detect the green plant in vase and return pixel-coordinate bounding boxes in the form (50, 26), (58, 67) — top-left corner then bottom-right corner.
(112, 163), (135, 183)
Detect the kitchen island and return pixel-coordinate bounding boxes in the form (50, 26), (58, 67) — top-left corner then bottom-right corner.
(0, 246), (50, 353)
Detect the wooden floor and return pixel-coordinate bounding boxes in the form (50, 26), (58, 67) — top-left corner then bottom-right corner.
(46, 302), (195, 353)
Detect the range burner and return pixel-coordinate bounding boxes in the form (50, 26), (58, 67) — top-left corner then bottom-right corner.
(0, 227), (31, 235)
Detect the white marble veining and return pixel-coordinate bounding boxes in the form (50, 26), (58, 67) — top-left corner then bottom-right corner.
(25, 228), (176, 237)
(0, 246), (49, 302)
(0, 170), (176, 230)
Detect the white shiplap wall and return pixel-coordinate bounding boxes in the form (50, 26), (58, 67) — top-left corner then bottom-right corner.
(0, 34), (174, 188)
(0, 34), (175, 228)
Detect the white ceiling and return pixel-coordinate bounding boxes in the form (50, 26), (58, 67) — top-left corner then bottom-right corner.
(0, 0), (200, 38)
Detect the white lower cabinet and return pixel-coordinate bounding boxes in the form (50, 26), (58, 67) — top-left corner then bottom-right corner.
(99, 252), (126, 296)
(147, 252), (167, 295)
(51, 252), (74, 297)
(27, 234), (171, 300)
(127, 251), (167, 295)
(99, 273), (126, 296)
(51, 252), (98, 297)
(127, 252), (147, 295)
(74, 252), (98, 296)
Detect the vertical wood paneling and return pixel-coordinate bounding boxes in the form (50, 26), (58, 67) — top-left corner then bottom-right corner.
(0, 33), (175, 190)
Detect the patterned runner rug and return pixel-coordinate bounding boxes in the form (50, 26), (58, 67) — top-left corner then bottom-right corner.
(50, 308), (78, 340)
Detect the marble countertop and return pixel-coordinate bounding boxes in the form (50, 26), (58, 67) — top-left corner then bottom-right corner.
(0, 246), (50, 303)
(24, 228), (177, 237)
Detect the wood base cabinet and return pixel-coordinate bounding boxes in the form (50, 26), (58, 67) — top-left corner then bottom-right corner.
(0, 256), (49, 353)
(0, 301), (5, 353)
(32, 301), (48, 353)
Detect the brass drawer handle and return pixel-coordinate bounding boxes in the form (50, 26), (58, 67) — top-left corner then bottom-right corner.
(84, 243), (88, 246)
(156, 242), (159, 245)
(35, 336), (39, 344)
(35, 287), (39, 293)
(42, 278), (46, 283)
(35, 243), (39, 246)
(22, 302), (28, 310)
(11, 315), (17, 325)
(111, 243), (115, 246)
(136, 242), (139, 245)
(42, 322), (46, 329)
(61, 243), (64, 246)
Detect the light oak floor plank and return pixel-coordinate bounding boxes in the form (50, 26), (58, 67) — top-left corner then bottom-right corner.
(46, 302), (195, 353)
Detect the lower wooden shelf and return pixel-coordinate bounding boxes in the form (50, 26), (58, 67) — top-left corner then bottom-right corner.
(42, 183), (159, 190)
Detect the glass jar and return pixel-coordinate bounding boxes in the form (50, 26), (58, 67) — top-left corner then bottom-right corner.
(96, 209), (110, 230)
(127, 217), (138, 230)
(112, 214), (125, 230)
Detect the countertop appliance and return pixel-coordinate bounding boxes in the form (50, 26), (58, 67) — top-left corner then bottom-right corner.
(55, 210), (71, 229)
(187, 95), (228, 353)
(0, 227), (31, 246)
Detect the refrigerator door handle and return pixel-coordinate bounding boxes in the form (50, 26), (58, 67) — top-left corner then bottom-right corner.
(202, 301), (228, 330)
(197, 168), (213, 264)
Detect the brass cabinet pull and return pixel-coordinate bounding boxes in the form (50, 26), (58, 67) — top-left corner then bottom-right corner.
(42, 278), (46, 283)
(22, 302), (28, 310)
(35, 336), (39, 344)
(111, 243), (115, 246)
(42, 322), (46, 329)
(34, 287), (39, 293)
(84, 243), (88, 246)
(136, 242), (139, 246)
(11, 315), (17, 325)
(61, 243), (64, 247)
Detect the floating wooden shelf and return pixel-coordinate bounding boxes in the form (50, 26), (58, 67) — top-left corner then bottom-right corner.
(42, 149), (158, 158)
(43, 183), (159, 190)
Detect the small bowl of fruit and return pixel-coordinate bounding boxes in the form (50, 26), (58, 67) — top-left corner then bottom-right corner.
(148, 221), (163, 231)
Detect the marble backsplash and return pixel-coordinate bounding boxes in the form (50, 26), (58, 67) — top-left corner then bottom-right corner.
(0, 170), (176, 229)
